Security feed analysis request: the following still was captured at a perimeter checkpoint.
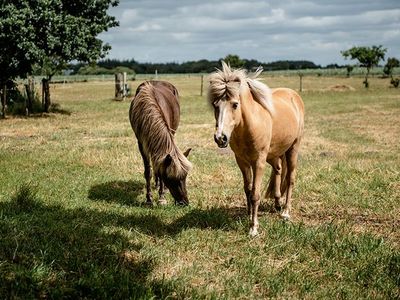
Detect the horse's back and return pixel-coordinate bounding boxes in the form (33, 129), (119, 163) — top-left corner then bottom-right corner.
(271, 88), (304, 126)
(132, 81), (180, 131)
(268, 88), (304, 157)
(272, 88), (304, 112)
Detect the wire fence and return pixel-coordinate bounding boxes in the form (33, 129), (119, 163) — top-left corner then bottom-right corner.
(14, 67), (400, 85)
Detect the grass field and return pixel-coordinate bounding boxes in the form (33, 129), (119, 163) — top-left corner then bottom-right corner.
(0, 75), (399, 299)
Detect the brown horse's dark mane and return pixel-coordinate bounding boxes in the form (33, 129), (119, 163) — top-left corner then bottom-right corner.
(129, 82), (191, 178)
(208, 62), (275, 115)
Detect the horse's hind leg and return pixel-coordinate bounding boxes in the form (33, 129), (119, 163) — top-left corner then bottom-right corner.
(282, 147), (299, 220)
(138, 143), (153, 205)
(268, 157), (284, 211)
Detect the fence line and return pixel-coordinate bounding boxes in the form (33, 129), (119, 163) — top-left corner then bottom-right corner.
(14, 67), (400, 85)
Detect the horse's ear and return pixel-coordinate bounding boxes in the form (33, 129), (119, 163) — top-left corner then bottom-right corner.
(164, 154), (173, 167)
(183, 148), (192, 157)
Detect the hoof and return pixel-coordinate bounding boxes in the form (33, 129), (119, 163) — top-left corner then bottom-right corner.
(274, 204), (282, 212)
(274, 198), (283, 212)
(158, 198), (168, 206)
(175, 199), (189, 206)
(143, 201), (154, 207)
(280, 211), (291, 221)
(249, 227), (258, 237)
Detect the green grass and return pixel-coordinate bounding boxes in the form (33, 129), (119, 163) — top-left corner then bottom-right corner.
(0, 76), (399, 299)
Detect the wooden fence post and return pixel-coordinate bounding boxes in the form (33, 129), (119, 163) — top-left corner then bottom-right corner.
(299, 73), (303, 92)
(115, 73), (123, 100)
(200, 75), (204, 96)
(115, 72), (128, 100)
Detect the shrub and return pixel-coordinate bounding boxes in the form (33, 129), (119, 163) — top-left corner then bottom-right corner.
(390, 78), (399, 88)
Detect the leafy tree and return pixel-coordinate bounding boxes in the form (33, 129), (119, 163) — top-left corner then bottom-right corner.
(383, 57), (400, 88)
(383, 57), (399, 78)
(0, 4), (38, 117)
(341, 45), (387, 88)
(224, 54), (245, 68)
(0, 0), (119, 114)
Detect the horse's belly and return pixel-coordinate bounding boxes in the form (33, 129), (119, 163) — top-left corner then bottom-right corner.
(268, 141), (292, 159)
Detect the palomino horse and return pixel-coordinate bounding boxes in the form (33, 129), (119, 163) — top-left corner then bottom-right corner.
(208, 62), (304, 236)
(129, 81), (192, 205)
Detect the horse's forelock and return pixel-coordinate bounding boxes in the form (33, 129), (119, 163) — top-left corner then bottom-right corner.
(159, 150), (192, 180)
(209, 63), (275, 115)
(208, 63), (245, 104)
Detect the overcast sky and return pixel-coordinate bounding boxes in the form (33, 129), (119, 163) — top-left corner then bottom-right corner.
(100, 0), (400, 66)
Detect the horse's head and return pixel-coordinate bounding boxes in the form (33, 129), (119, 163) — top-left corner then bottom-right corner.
(159, 148), (192, 205)
(209, 62), (244, 148)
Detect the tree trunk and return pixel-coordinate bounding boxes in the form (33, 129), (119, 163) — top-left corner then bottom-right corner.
(25, 77), (35, 115)
(42, 77), (51, 112)
(364, 68), (370, 88)
(1, 83), (6, 118)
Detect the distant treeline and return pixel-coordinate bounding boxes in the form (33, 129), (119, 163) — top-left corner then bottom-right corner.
(70, 58), (333, 75)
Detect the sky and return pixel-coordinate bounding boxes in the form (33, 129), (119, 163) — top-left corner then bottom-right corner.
(100, 0), (400, 66)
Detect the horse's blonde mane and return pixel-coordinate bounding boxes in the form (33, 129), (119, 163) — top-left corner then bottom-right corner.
(208, 61), (274, 115)
(129, 82), (192, 179)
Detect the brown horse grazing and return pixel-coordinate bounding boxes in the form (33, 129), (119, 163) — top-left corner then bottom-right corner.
(208, 62), (304, 236)
(129, 80), (192, 206)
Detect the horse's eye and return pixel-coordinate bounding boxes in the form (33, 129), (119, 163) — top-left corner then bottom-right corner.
(232, 103), (239, 110)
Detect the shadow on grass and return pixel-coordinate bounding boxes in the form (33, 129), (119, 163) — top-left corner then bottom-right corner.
(49, 103), (72, 115)
(88, 180), (144, 206)
(0, 185), (162, 298)
(0, 184), (240, 298)
(3, 184), (399, 298)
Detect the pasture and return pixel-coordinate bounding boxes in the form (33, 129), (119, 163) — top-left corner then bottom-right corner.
(0, 75), (399, 298)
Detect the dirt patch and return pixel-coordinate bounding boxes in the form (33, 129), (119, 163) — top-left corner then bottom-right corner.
(327, 84), (356, 92)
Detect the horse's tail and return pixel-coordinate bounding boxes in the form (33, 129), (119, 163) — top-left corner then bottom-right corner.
(265, 155), (288, 199)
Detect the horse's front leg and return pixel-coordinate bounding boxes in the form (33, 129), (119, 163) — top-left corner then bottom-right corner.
(235, 155), (253, 215)
(249, 157), (267, 236)
(158, 177), (167, 205)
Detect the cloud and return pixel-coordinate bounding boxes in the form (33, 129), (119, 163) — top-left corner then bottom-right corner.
(100, 0), (400, 65)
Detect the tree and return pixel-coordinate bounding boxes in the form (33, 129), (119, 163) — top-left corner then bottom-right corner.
(341, 45), (387, 88)
(223, 54), (244, 69)
(0, 4), (38, 117)
(383, 57), (400, 88)
(0, 0), (119, 113)
(383, 57), (399, 78)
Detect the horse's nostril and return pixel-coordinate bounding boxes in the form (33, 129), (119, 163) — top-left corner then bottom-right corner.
(214, 134), (219, 144)
(222, 134), (228, 142)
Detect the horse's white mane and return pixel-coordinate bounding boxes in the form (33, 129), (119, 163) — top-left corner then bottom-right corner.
(208, 61), (274, 115)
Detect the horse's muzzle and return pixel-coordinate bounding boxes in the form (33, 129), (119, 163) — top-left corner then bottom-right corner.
(214, 133), (228, 148)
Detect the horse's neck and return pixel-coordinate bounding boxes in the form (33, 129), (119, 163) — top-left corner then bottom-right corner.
(151, 131), (174, 162)
(239, 89), (271, 130)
